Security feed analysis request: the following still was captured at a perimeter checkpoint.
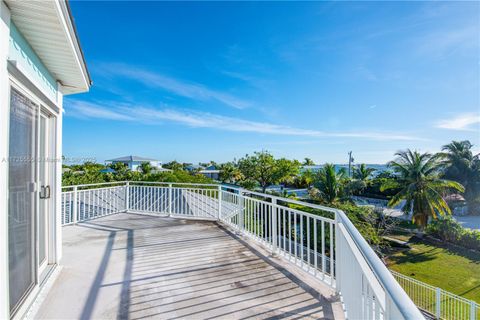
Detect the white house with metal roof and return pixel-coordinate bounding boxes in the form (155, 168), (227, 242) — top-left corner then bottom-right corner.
(0, 1), (90, 318)
(106, 155), (163, 172)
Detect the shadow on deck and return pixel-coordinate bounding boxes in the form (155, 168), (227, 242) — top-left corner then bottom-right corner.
(36, 213), (343, 319)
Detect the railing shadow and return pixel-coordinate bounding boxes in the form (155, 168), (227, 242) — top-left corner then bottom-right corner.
(71, 213), (338, 320)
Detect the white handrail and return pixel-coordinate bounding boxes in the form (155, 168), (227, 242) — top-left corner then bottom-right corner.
(62, 181), (219, 190)
(336, 209), (423, 319)
(61, 181), (425, 320)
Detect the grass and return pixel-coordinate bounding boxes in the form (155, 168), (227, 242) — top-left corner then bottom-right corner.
(386, 237), (480, 303)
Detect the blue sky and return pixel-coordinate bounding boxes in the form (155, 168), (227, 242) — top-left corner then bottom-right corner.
(64, 1), (480, 164)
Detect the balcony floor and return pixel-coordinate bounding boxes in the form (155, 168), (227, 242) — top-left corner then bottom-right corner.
(36, 213), (343, 319)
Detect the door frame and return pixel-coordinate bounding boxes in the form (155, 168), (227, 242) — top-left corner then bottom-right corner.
(37, 109), (56, 277)
(7, 75), (59, 319)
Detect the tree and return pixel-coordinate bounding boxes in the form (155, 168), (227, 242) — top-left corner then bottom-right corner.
(163, 161), (184, 171)
(219, 162), (243, 183)
(275, 158), (301, 185)
(298, 169), (315, 188)
(353, 164), (376, 181)
(109, 162), (128, 173)
(381, 150), (464, 229)
(139, 162), (153, 175)
(238, 151), (276, 192)
(303, 158), (315, 166)
(237, 151), (300, 192)
(312, 163), (347, 203)
(441, 140), (480, 214)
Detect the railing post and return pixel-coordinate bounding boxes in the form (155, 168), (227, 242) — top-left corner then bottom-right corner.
(239, 191), (245, 233)
(72, 186), (78, 224)
(217, 185), (222, 221)
(168, 183), (172, 216)
(470, 300), (476, 320)
(334, 211), (341, 293)
(436, 287), (441, 319)
(272, 197), (278, 255)
(125, 182), (130, 212)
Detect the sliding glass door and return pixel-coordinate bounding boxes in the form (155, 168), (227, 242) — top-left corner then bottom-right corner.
(8, 88), (38, 313)
(8, 87), (57, 315)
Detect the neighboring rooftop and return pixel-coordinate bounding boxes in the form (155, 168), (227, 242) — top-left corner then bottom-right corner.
(106, 155), (159, 162)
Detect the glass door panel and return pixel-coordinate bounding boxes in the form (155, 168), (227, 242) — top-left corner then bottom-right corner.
(8, 88), (38, 313)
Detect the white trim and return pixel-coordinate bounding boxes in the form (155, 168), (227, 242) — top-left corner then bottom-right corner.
(9, 71), (60, 117)
(7, 60), (58, 108)
(0, 2), (12, 318)
(24, 265), (63, 320)
(54, 82), (63, 263)
(54, 0), (89, 92)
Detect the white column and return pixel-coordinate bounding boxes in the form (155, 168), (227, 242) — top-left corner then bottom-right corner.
(0, 2), (11, 318)
(54, 82), (64, 263)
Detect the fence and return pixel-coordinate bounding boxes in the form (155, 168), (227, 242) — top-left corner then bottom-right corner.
(392, 270), (479, 320)
(61, 181), (425, 320)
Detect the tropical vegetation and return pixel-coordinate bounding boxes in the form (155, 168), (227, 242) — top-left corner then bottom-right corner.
(381, 150), (464, 229)
(426, 217), (480, 251)
(62, 161), (214, 186)
(441, 140), (480, 214)
(236, 151), (301, 192)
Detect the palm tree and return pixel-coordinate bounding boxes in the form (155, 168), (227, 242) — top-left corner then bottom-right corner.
(381, 150), (464, 229)
(314, 164), (347, 203)
(303, 158), (315, 166)
(299, 169), (315, 188)
(353, 164), (376, 181)
(441, 140), (480, 214)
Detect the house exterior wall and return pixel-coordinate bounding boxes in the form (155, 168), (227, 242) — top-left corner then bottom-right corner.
(8, 23), (57, 103)
(0, 5), (64, 319)
(130, 161), (140, 171)
(111, 160), (161, 171)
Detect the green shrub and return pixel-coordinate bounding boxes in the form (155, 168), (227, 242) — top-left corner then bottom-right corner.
(426, 217), (480, 250)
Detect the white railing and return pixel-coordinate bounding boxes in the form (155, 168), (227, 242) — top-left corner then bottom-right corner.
(219, 189), (336, 286)
(61, 182), (127, 225)
(392, 270), (479, 320)
(61, 181), (425, 320)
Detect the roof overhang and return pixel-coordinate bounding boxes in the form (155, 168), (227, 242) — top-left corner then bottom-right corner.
(5, 0), (91, 95)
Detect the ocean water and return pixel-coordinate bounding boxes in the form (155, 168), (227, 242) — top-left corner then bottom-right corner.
(302, 164), (389, 173)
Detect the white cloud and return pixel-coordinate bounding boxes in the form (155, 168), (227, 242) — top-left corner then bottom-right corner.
(435, 113), (480, 131)
(98, 64), (251, 109)
(66, 100), (422, 141)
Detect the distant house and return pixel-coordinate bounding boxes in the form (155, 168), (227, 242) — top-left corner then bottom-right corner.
(106, 155), (163, 172)
(200, 165), (220, 180)
(186, 164), (220, 180)
(185, 164), (204, 172)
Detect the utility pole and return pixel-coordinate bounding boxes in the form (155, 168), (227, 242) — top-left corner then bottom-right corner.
(348, 151), (354, 177)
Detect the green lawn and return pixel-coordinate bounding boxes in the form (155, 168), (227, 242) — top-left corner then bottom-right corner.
(386, 238), (480, 303)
